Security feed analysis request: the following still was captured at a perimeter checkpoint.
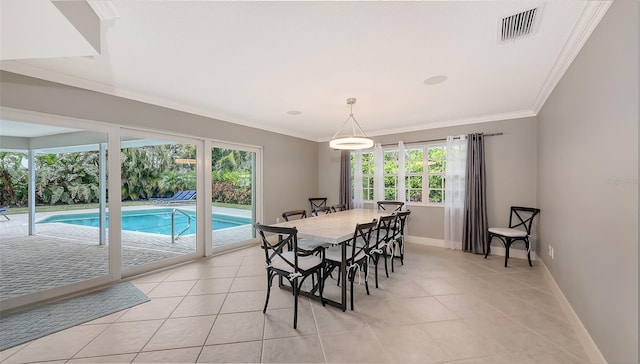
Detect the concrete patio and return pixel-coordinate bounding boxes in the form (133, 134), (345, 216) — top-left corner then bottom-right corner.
(0, 206), (253, 301)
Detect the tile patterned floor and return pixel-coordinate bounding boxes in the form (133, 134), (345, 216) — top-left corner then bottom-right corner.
(0, 208), (252, 300)
(0, 244), (592, 364)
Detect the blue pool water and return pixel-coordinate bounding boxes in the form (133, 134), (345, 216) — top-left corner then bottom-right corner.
(38, 209), (251, 236)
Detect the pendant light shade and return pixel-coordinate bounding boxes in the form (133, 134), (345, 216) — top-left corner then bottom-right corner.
(329, 98), (374, 150)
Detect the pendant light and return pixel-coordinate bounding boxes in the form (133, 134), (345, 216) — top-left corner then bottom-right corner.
(329, 98), (374, 150)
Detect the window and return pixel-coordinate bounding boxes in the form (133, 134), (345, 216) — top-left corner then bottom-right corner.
(351, 143), (447, 205)
(405, 147), (424, 202)
(361, 152), (374, 201)
(383, 150), (398, 200)
(427, 145), (446, 204)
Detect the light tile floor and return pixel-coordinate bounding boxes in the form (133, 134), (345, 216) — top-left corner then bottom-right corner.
(0, 244), (592, 364)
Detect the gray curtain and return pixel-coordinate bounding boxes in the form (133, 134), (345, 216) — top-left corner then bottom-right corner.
(339, 150), (351, 209)
(462, 133), (488, 253)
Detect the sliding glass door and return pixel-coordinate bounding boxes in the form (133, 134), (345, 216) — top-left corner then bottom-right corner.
(211, 145), (258, 251)
(1, 112), (263, 310)
(120, 132), (200, 273)
(0, 119), (109, 310)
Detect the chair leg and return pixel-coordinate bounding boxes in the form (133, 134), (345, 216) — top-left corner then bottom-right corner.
(383, 250), (389, 278)
(391, 244), (395, 273)
(293, 277), (299, 329)
(318, 270), (325, 306)
(526, 239), (532, 267)
(399, 238), (404, 265)
(374, 255), (379, 289)
(504, 240), (510, 267)
(264, 271), (274, 313)
(349, 269), (355, 311)
(325, 265), (337, 284)
(364, 261), (370, 296)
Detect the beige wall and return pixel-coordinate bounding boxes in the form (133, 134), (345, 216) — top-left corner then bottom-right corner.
(0, 71), (319, 226)
(537, 1), (638, 362)
(318, 117), (537, 242)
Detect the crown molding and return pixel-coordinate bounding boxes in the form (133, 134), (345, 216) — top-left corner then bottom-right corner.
(531, 1), (613, 113)
(318, 109), (536, 142)
(1, 0), (611, 145)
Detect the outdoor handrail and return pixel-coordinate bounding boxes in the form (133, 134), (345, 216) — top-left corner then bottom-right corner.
(171, 208), (192, 243)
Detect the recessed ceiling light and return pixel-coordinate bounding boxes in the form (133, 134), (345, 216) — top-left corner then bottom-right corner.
(287, 110), (302, 116)
(423, 75), (448, 85)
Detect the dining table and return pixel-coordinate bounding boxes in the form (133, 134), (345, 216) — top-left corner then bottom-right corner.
(273, 208), (391, 311)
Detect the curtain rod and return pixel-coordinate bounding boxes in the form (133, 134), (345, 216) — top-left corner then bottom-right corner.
(380, 132), (503, 147)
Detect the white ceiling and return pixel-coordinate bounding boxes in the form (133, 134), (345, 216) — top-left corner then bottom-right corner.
(0, 1), (611, 141)
(0, 120), (79, 138)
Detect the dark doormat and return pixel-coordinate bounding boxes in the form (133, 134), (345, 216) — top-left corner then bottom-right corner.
(0, 282), (149, 351)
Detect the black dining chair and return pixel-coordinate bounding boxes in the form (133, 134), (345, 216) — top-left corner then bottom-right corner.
(312, 206), (332, 216)
(324, 220), (377, 310)
(282, 209), (307, 221)
(255, 223), (325, 329)
(331, 204), (347, 212)
(376, 201), (404, 211)
(390, 210), (411, 271)
(485, 206), (540, 267)
(308, 197), (328, 213)
(369, 214), (396, 288)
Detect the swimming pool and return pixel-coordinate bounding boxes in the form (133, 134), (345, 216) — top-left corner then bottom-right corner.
(38, 209), (252, 236)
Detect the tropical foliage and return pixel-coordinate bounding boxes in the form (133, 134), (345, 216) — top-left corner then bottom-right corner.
(0, 145), (253, 208)
(350, 145), (447, 204)
(212, 148), (253, 205)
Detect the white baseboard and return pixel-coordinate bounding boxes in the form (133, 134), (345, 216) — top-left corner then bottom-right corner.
(539, 260), (607, 364)
(487, 245), (537, 261)
(406, 236), (537, 261)
(406, 235), (446, 248)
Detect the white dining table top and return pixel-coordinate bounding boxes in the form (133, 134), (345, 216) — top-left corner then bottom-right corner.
(273, 208), (390, 244)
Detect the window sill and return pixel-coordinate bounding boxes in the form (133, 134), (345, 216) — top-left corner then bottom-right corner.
(359, 201), (444, 208)
(407, 202), (444, 208)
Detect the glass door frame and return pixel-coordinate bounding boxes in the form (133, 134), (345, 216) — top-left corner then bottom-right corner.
(119, 128), (205, 278)
(205, 140), (263, 256)
(0, 107), (264, 310)
(0, 107), (114, 311)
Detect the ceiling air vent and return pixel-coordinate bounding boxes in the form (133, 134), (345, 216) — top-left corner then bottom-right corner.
(499, 8), (539, 43)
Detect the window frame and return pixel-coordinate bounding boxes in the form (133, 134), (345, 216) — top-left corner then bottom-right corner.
(361, 151), (375, 201)
(382, 148), (399, 201)
(425, 144), (446, 205)
(351, 142), (447, 207)
(404, 146), (425, 204)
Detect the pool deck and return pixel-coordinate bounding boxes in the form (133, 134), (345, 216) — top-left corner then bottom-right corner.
(0, 205), (254, 301)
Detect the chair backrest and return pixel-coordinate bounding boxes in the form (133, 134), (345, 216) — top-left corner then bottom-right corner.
(309, 197), (328, 212)
(171, 190), (189, 200)
(183, 190), (196, 200)
(255, 223), (300, 272)
(508, 206), (540, 235)
(377, 201), (404, 211)
(348, 220), (377, 264)
(312, 206), (332, 216)
(375, 214), (396, 249)
(393, 210), (411, 239)
(282, 209), (307, 221)
(331, 204), (347, 212)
